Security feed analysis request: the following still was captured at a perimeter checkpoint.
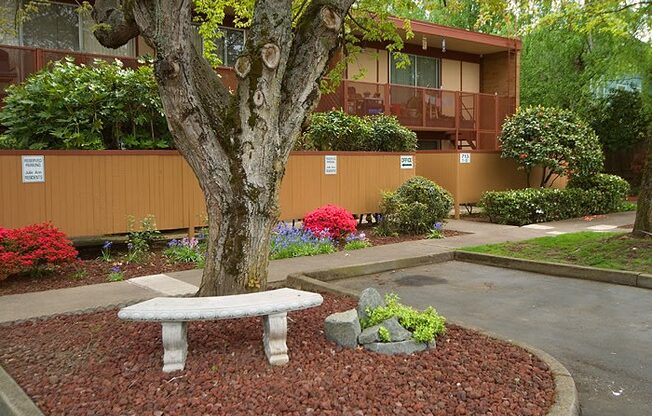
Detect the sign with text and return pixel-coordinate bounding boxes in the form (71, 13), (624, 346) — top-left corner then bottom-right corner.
(400, 155), (414, 169)
(459, 152), (471, 164)
(21, 155), (45, 183)
(324, 155), (337, 175)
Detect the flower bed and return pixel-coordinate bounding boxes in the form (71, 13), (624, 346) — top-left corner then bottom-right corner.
(0, 294), (555, 416)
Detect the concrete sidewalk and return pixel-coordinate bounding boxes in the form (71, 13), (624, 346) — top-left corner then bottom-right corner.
(0, 211), (636, 323)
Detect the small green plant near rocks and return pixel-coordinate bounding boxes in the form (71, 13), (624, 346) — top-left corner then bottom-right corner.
(378, 326), (391, 343)
(362, 293), (446, 343)
(378, 176), (453, 235)
(126, 214), (161, 262)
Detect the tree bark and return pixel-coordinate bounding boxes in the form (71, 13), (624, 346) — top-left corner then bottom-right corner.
(633, 135), (652, 237)
(92, 0), (353, 294)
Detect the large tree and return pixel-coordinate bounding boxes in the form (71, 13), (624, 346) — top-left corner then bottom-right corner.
(90, 0), (440, 295)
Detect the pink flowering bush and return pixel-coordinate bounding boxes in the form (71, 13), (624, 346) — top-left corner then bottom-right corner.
(303, 204), (357, 239)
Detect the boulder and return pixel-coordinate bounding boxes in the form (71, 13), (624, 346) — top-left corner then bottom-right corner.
(357, 287), (385, 323)
(324, 309), (361, 348)
(358, 317), (411, 345)
(364, 340), (428, 355)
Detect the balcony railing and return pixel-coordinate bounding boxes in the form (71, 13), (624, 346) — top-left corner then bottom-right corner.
(0, 45), (516, 151)
(316, 80), (516, 151)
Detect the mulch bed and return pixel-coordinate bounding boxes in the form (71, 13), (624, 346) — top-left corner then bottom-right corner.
(0, 295), (555, 416)
(359, 223), (469, 246)
(0, 253), (196, 296)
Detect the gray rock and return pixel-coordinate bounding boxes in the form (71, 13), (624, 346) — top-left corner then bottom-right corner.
(324, 309), (361, 348)
(364, 340), (428, 355)
(358, 317), (411, 344)
(427, 339), (436, 349)
(357, 287), (385, 323)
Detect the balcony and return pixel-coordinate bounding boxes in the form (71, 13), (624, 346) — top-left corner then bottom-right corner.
(316, 80), (516, 151)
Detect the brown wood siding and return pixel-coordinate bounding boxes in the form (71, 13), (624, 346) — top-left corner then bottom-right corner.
(480, 51), (518, 98)
(0, 151), (415, 237)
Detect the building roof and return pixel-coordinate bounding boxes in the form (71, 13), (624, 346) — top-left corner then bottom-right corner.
(391, 17), (522, 54)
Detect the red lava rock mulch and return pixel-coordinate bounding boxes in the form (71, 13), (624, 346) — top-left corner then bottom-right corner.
(361, 226), (469, 247)
(0, 253), (197, 296)
(0, 295), (555, 416)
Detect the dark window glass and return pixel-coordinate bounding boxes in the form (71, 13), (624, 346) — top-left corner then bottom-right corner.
(22, 3), (79, 51)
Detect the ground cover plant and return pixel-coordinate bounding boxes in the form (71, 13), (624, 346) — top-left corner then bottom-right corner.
(0, 294), (556, 416)
(269, 223), (336, 260)
(463, 231), (652, 274)
(362, 293), (446, 343)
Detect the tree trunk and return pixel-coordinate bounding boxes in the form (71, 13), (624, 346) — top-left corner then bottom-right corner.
(633, 136), (652, 237)
(91, 0), (353, 295)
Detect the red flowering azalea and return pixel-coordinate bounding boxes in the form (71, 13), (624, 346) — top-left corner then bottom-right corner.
(0, 223), (78, 279)
(303, 204), (357, 240)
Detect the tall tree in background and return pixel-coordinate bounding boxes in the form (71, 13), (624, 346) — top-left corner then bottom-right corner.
(90, 0), (454, 295)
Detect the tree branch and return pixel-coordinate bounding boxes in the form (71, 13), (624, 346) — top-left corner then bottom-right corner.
(279, 0), (355, 149)
(92, 0), (140, 48)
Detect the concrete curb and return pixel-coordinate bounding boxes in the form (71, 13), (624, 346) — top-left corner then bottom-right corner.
(0, 366), (44, 416)
(455, 251), (650, 290)
(286, 273), (580, 416)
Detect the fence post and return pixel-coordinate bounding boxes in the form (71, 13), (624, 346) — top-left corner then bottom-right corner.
(35, 48), (44, 71)
(384, 83), (391, 115)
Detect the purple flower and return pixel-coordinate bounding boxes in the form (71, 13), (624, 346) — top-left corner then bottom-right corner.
(434, 222), (444, 231)
(102, 241), (113, 250)
(110, 266), (121, 273)
(167, 239), (179, 247)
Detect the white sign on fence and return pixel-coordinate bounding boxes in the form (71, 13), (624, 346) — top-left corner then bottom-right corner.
(324, 155), (337, 175)
(459, 152), (471, 164)
(400, 155), (414, 169)
(21, 155), (45, 183)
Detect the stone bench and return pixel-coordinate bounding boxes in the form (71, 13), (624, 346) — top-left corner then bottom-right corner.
(118, 288), (323, 372)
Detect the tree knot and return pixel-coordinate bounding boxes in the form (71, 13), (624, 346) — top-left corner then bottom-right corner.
(261, 44), (281, 70)
(320, 7), (341, 31)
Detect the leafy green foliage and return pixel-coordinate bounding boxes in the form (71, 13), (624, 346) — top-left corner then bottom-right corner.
(126, 215), (161, 261)
(299, 111), (417, 152)
(0, 58), (171, 150)
(588, 89), (650, 153)
(480, 184), (629, 226)
(269, 223), (336, 260)
(377, 326), (391, 343)
(568, 173), (631, 212)
(163, 238), (206, 264)
(362, 293), (446, 343)
(464, 231), (652, 274)
(378, 176), (453, 235)
(500, 106), (604, 187)
(343, 240), (371, 250)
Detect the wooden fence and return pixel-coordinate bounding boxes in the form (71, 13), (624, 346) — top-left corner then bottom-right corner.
(0, 151), (415, 237)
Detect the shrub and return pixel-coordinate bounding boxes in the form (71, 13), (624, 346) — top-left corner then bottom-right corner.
(269, 223), (336, 260)
(0, 58), (171, 150)
(126, 215), (161, 262)
(362, 293), (446, 343)
(378, 176), (453, 235)
(300, 111), (417, 152)
(302, 110), (372, 151)
(500, 106), (604, 187)
(568, 173), (631, 213)
(303, 205), (357, 239)
(367, 114), (418, 152)
(0, 223), (78, 279)
(480, 188), (606, 225)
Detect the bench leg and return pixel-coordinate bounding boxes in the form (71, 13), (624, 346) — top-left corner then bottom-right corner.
(161, 322), (187, 372)
(263, 312), (288, 365)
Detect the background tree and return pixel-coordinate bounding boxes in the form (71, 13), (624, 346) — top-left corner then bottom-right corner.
(90, 0), (450, 296)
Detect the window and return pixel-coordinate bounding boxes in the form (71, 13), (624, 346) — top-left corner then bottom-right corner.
(390, 53), (440, 89)
(0, 1), (135, 56)
(190, 26), (246, 67)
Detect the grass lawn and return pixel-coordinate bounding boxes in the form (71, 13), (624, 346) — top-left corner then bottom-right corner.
(463, 231), (652, 274)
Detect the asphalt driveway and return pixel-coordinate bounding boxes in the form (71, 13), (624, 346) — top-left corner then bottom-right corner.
(335, 261), (652, 416)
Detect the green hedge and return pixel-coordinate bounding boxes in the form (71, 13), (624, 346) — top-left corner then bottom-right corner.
(567, 173), (631, 213)
(299, 111), (417, 152)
